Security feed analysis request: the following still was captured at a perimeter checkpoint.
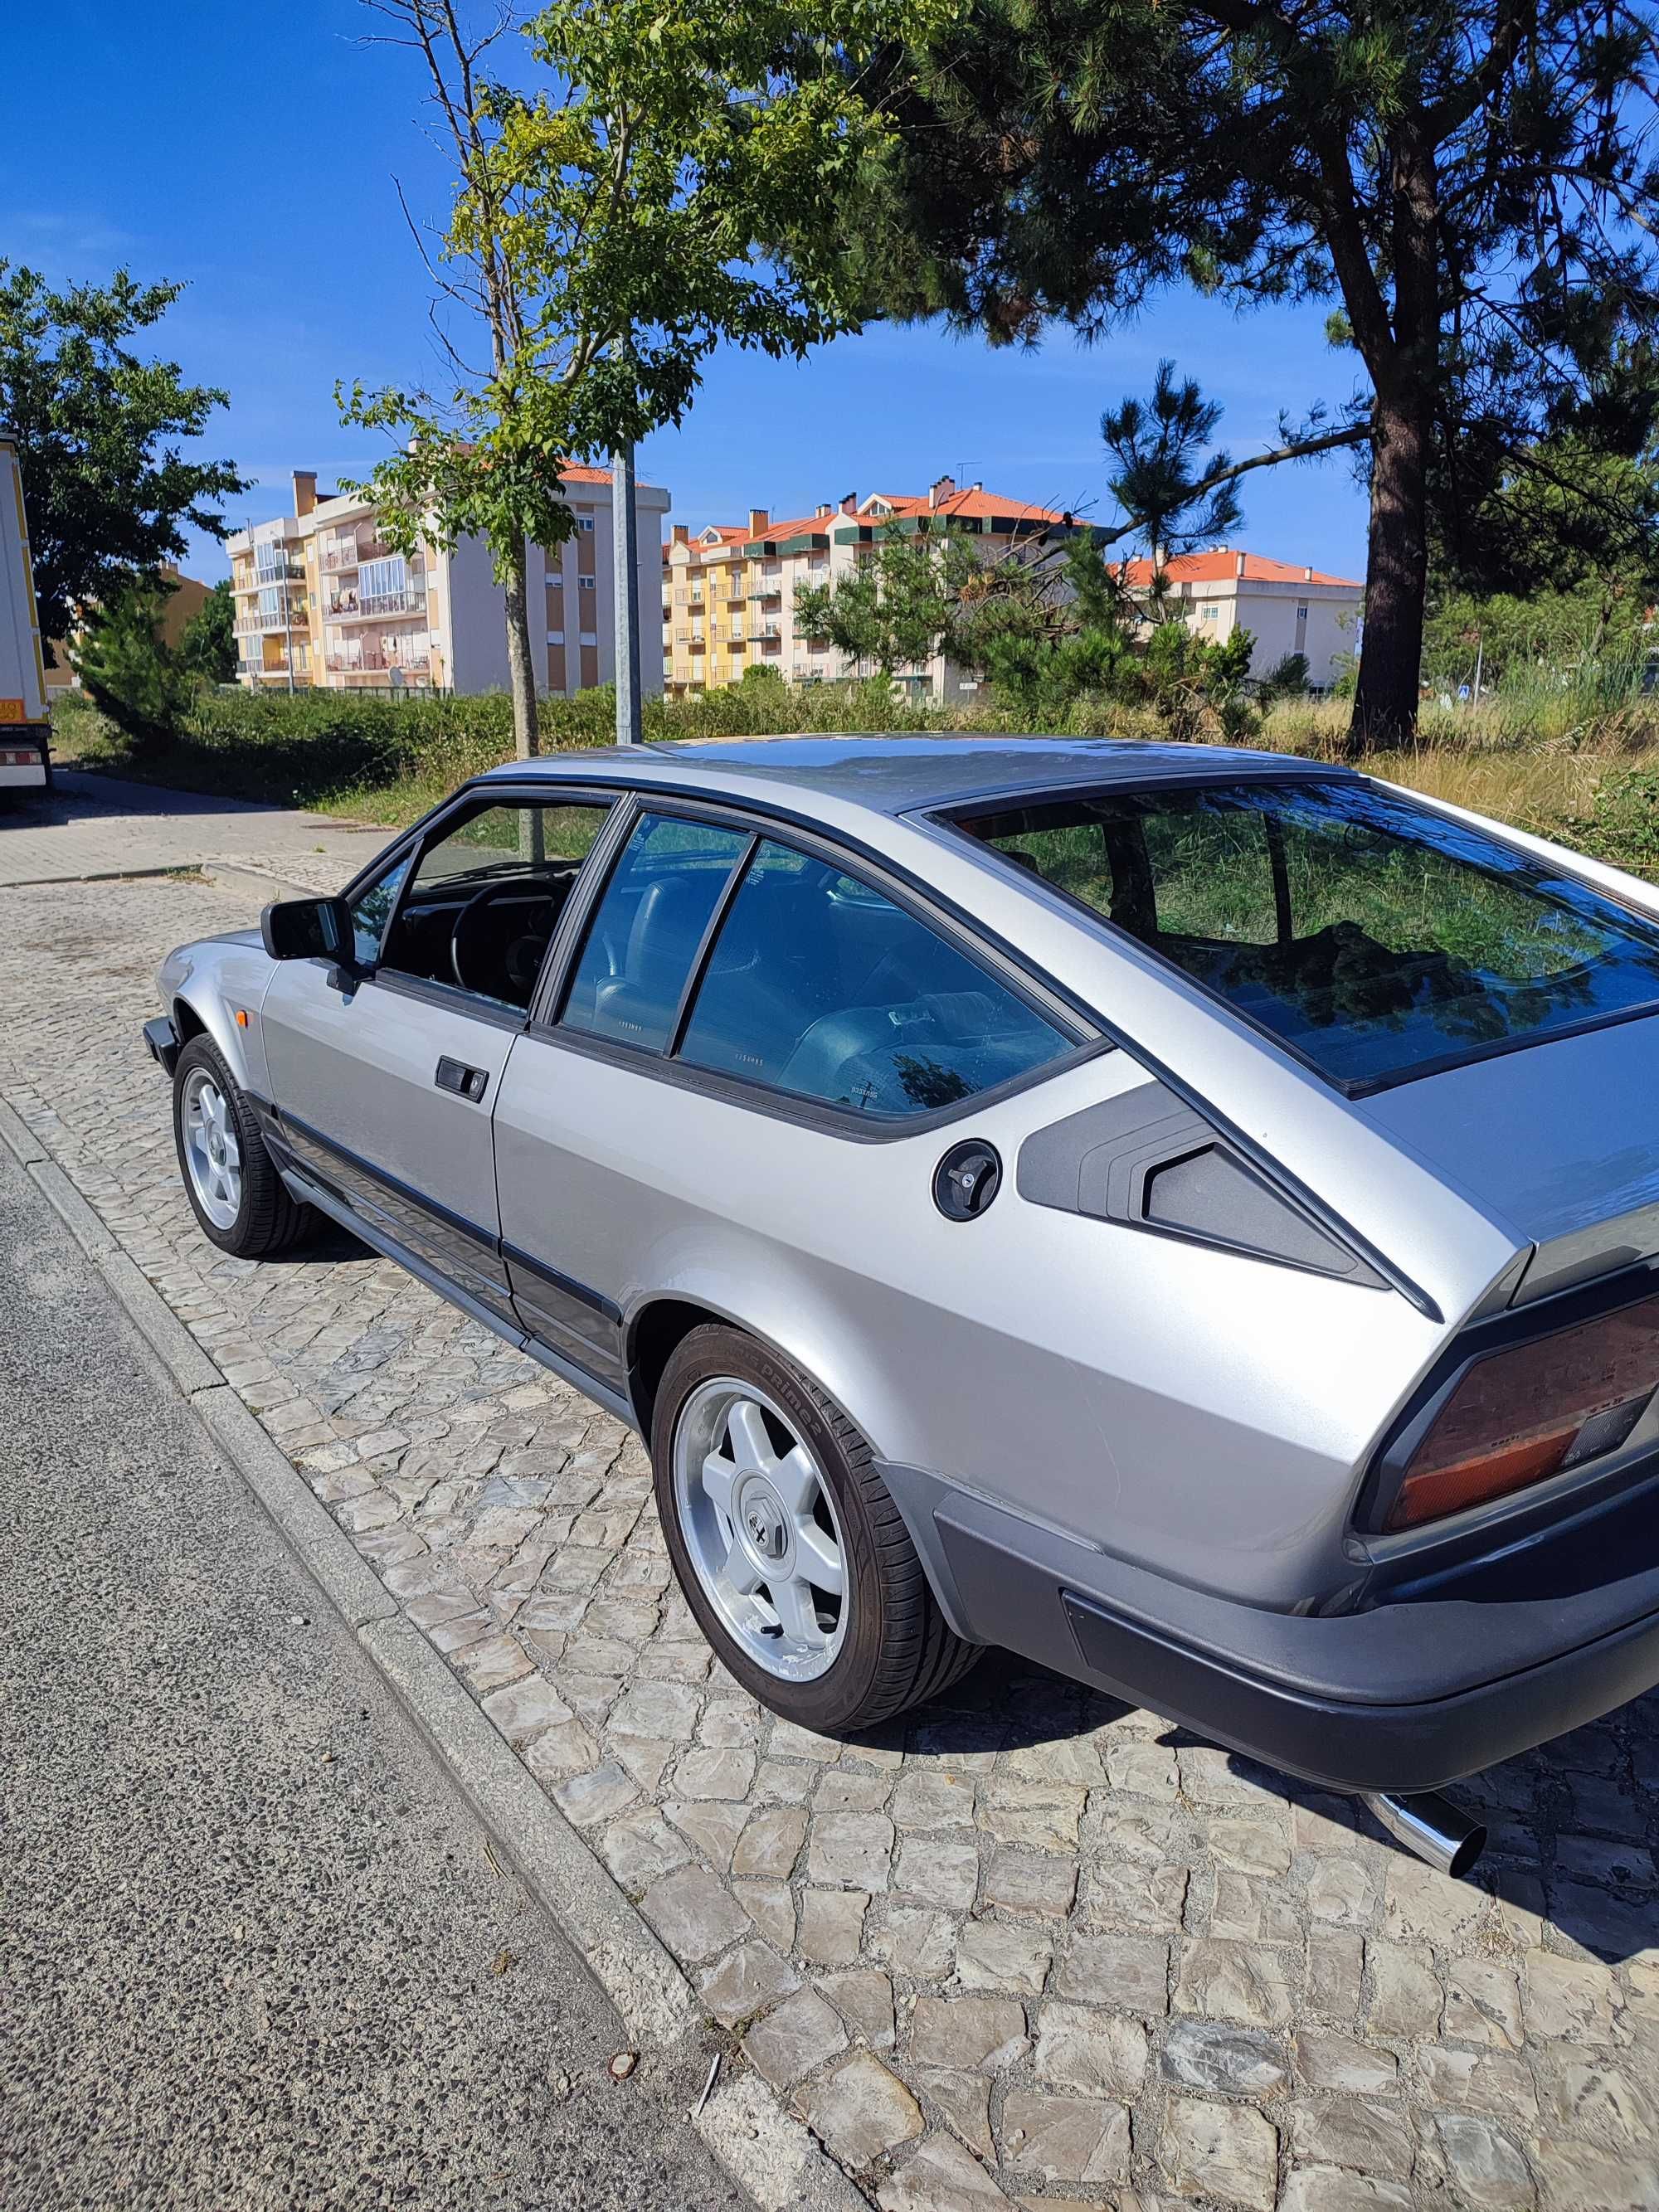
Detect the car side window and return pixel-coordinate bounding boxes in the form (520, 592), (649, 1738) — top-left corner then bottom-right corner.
(348, 852), (414, 969)
(560, 813), (751, 1051)
(372, 800), (613, 1013)
(676, 838), (1074, 1116)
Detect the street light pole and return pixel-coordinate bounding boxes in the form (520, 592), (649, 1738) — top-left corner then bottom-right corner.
(611, 439), (643, 746)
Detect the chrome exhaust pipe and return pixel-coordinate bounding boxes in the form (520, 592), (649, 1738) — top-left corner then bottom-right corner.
(1360, 1791), (1486, 1879)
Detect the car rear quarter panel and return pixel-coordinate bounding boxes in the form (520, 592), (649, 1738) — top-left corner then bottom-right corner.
(493, 1033), (1459, 1607)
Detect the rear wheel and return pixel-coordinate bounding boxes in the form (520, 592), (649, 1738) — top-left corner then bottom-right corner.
(172, 1033), (314, 1258)
(652, 1325), (979, 1733)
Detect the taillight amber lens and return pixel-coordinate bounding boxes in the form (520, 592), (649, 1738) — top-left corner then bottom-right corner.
(1385, 1292), (1659, 1532)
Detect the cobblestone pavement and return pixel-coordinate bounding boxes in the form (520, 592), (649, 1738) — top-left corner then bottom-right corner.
(7, 868), (1659, 2212)
(0, 770), (390, 887)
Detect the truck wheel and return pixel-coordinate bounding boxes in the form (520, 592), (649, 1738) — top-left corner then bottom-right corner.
(653, 1325), (980, 1734)
(173, 1034), (314, 1258)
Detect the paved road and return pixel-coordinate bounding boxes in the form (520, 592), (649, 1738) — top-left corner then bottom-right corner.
(0, 1146), (748, 2212)
(0, 768), (389, 888)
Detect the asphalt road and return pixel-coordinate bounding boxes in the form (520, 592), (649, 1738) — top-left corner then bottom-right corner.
(0, 1149), (749, 2212)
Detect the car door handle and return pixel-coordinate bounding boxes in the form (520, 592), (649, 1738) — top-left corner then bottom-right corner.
(435, 1056), (489, 1102)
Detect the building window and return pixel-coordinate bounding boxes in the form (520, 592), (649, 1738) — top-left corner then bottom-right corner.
(578, 575), (596, 591)
(580, 630), (597, 646)
(1199, 603), (1219, 620)
(1297, 604), (1309, 620)
(577, 516), (596, 533)
(547, 630), (565, 645)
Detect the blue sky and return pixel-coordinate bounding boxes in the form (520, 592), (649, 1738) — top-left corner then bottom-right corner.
(5, 2), (1372, 583)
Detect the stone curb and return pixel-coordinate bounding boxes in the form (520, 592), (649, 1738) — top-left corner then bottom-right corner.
(200, 858), (353, 907)
(0, 1091), (871, 2212)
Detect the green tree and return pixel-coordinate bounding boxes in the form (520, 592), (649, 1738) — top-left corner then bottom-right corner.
(72, 575), (192, 751)
(948, 531), (1136, 720)
(795, 530), (976, 679)
(343, 0), (906, 751)
(0, 264), (246, 655)
(178, 579), (237, 685)
(826, 1), (1659, 747)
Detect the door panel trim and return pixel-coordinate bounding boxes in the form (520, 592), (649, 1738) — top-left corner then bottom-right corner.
(502, 1238), (623, 1325)
(258, 1098), (625, 1374)
(275, 1155), (638, 1431)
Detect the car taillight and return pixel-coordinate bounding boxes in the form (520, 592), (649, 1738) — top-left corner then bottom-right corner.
(1384, 1291), (1659, 1532)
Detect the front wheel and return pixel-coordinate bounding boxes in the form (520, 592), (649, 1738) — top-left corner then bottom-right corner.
(173, 1034), (314, 1258)
(652, 1325), (979, 1734)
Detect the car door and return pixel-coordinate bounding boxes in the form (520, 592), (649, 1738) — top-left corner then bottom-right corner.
(491, 808), (1080, 1397)
(259, 790), (616, 1323)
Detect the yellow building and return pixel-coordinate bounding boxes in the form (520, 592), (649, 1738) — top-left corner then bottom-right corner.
(664, 480), (1087, 701)
(662, 512), (774, 694)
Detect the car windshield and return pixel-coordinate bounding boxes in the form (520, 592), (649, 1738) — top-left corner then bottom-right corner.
(950, 776), (1659, 1090)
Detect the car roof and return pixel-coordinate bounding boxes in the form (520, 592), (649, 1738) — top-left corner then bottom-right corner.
(480, 734), (1350, 817)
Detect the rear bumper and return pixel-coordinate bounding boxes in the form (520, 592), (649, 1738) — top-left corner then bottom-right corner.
(143, 1016), (181, 1077)
(884, 1463), (1659, 1794)
(0, 727), (50, 786)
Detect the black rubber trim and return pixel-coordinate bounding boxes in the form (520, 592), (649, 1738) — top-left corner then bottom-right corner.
(501, 1239), (623, 1325)
(275, 1106), (497, 1251)
(275, 1155), (637, 1431)
(259, 1102), (620, 1354)
(142, 1016), (180, 1076)
(1016, 1079), (1385, 1287)
(925, 1483), (1659, 1793)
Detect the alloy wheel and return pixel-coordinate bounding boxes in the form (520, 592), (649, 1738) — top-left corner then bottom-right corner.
(671, 1377), (849, 1681)
(181, 1067), (243, 1231)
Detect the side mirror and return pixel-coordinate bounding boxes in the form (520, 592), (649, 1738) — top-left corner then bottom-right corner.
(261, 895), (358, 967)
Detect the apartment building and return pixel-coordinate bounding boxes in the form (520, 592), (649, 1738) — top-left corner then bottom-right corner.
(663, 477), (1092, 702)
(228, 464), (669, 698)
(1117, 549), (1363, 692)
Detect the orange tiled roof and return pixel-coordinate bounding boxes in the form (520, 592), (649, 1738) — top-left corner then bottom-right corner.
(1117, 549), (1361, 588)
(747, 513), (835, 542)
(873, 489), (1073, 526)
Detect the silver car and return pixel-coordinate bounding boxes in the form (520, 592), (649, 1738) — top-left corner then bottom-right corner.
(145, 737), (1659, 1868)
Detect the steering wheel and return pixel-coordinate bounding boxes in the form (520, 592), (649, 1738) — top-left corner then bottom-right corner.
(450, 878), (552, 1000)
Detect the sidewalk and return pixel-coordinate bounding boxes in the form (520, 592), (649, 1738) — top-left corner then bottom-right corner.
(0, 769), (392, 896)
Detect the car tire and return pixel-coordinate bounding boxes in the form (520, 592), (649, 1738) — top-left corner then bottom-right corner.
(172, 1033), (314, 1259)
(652, 1324), (980, 1733)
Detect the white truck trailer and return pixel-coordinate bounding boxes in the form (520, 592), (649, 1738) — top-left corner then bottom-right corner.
(0, 428), (51, 795)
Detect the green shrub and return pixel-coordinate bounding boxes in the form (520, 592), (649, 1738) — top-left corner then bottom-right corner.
(1567, 769), (1659, 878)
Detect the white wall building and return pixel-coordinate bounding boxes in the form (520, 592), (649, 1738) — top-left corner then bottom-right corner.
(1117, 549), (1362, 692)
(227, 464), (669, 698)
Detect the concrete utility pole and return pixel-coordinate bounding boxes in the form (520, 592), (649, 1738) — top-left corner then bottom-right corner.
(611, 440), (643, 745)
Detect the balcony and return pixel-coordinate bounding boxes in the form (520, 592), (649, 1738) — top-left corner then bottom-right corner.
(756, 623), (781, 641)
(320, 534), (394, 573)
(235, 605), (301, 636)
(748, 582), (782, 600)
(326, 641), (432, 676)
(324, 587), (426, 623)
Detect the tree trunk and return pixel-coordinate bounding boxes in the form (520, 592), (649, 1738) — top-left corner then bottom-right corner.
(1349, 388), (1430, 751)
(1348, 124), (1439, 755)
(503, 535), (538, 761)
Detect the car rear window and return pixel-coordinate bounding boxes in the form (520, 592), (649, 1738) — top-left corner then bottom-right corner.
(951, 777), (1659, 1090)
